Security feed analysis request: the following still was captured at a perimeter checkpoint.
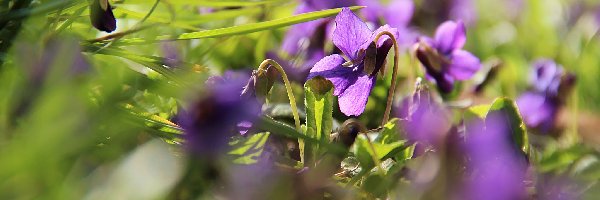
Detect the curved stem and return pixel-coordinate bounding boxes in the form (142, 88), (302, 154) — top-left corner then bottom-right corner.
(258, 59), (301, 131)
(373, 31), (406, 127)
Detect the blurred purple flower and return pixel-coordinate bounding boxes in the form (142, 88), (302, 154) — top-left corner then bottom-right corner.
(359, 0), (416, 47)
(397, 80), (451, 147)
(307, 8), (398, 116)
(449, 0), (477, 25)
(161, 42), (182, 67)
(461, 117), (528, 200)
(179, 72), (261, 157)
(282, 0), (356, 56)
(517, 59), (576, 131)
(416, 20), (481, 93)
(278, 1), (356, 83)
(359, 0), (413, 28)
(17, 37), (91, 85)
(90, 0), (116, 33)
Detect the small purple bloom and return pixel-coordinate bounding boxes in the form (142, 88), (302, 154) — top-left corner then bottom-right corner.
(279, 1), (355, 83)
(160, 42), (182, 67)
(517, 59), (575, 131)
(359, 0), (414, 28)
(179, 72), (261, 157)
(307, 8), (399, 116)
(397, 80), (451, 147)
(529, 59), (564, 96)
(90, 0), (117, 33)
(460, 117), (528, 200)
(416, 20), (481, 93)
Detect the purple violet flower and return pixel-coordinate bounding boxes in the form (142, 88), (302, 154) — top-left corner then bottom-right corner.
(460, 116), (528, 200)
(90, 0), (117, 33)
(416, 20), (481, 93)
(179, 72), (261, 157)
(278, 1), (357, 83)
(307, 8), (399, 116)
(160, 42), (182, 67)
(359, 0), (414, 28)
(397, 80), (451, 147)
(517, 59), (576, 131)
(278, 0), (415, 83)
(359, 0), (417, 47)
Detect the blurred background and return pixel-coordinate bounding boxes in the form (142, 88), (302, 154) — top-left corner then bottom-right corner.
(1, 0), (600, 199)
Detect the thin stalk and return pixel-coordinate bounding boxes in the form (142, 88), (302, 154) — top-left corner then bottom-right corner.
(373, 31), (405, 126)
(365, 31), (403, 174)
(257, 59), (301, 131)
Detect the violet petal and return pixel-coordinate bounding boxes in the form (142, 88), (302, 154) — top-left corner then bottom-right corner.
(307, 54), (357, 96)
(337, 74), (375, 116)
(448, 49), (480, 80)
(384, 0), (414, 28)
(333, 7), (372, 61)
(434, 20), (466, 54)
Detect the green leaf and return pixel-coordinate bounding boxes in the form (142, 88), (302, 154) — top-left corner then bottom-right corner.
(353, 135), (407, 169)
(256, 116), (346, 155)
(375, 118), (402, 144)
(539, 145), (589, 173)
(362, 174), (390, 198)
(120, 0), (284, 7)
(303, 76), (334, 165)
(487, 97), (529, 154)
(465, 104), (490, 120)
(112, 6), (364, 44)
(464, 98), (529, 154)
(229, 132), (271, 164)
(177, 6), (363, 39)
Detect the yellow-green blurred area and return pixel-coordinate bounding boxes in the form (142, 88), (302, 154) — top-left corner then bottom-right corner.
(1, 0), (600, 199)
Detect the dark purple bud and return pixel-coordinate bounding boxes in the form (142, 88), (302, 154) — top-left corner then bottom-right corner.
(331, 118), (365, 149)
(90, 0), (116, 33)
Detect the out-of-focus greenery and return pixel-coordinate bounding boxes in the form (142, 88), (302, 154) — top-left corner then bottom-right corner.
(1, 0), (600, 199)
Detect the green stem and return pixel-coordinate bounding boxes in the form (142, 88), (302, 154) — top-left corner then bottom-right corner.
(257, 59), (301, 131)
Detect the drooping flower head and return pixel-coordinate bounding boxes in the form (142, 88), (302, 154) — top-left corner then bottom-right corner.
(416, 20), (481, 93)
(179, 72), (261, 157)
(90, 0), (117, 33)
(307, 8), (399, 116)
(517, 59), (576, 131)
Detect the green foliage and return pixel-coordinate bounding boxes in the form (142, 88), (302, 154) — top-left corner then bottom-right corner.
(113, 6), (364, 44)
(303, 76), (334, 165)
(465, 97), (529, 154)
(229, 132), (271, 164)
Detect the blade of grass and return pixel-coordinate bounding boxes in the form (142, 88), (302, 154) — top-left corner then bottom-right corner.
(92, 6), (364, 44)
